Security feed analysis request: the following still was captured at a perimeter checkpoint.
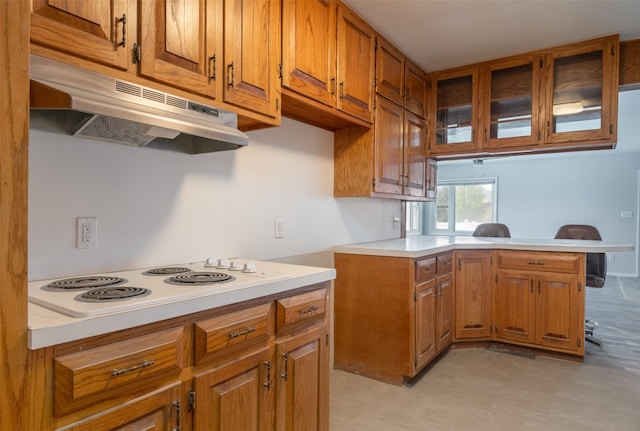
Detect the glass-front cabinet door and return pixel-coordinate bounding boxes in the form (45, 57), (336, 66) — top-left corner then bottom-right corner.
(429, 68), (481, 155)
(543, 36), (619, 146)
(484, 56), (542, 150)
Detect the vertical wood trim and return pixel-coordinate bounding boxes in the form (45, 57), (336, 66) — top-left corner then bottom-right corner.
(0, 1), (29, 430)
(620, 38), (640, 90)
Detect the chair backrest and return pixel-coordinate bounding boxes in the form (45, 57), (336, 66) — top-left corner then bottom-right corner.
(554, 224), (606, 287)
(472, 223), (511, 238)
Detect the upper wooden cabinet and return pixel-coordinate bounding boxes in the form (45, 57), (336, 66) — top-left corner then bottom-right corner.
(428, 35), (619, 159)
(376, 36), (427, 118)
(139, 0), (222, 99)
(31, 0), (130, 70)
(281, 0), (336, 108)
(223, 0), (281, 118)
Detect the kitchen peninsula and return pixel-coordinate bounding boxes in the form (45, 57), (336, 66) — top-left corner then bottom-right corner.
(333, 236), (633, 385)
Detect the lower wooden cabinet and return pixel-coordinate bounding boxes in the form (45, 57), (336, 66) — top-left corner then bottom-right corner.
(435, 254), (453, 352)
(30, 283), (330, 431)
(334, 252), (451, 385)
(454, 250), (494, 340)
(495, 251), (585, 355)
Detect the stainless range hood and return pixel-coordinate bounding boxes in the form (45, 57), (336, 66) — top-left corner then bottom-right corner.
(29, 54), (249, 154)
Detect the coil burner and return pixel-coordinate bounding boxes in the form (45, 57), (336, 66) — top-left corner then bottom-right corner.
(44, 276), (128, 292)
(165, 271), (235, 286)
(142, 267), (192, 276)
(75, 286), (151, 302)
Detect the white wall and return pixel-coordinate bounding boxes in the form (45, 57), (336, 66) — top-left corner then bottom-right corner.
(432, 90), (640, 276)
(28, 118), (402, 280)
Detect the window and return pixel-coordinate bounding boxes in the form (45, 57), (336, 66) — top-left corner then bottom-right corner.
(431, 178), (497, 234)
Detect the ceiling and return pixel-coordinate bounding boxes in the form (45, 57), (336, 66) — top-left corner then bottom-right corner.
(342, 0), (640, 73)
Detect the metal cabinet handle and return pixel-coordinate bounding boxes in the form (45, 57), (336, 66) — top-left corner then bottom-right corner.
(209, 54), (217, 81)
(228, 327), (256, 338)
(263, 361), (272, 390)
(117, 14), (127, 48)
(112, 359), (155, 376)
(339, 81), (344, 99)
(331, 77), (336, 96)
(281, 353), (289, 381)
(172, 400), (181, 431)
(228, 62), (235, 88)
(299, 306), (318, 315)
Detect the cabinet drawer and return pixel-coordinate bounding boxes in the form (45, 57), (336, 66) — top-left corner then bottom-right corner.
(436, 254), (453, 275)
(194, 302), (273, 365)
(497, 251), (580, 273)
(415, 257), (436, 282)
(277, 288), (326, 333)
(54, 326), (186, 415)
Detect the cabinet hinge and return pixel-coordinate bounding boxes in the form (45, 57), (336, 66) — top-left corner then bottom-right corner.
(578, 282), (582, 292)
(278, 64), (283, 79)
(577, 337), (581, 347)
(326, 333), (329, 345)
(414, 357), (417, 367)
(374, 76), (377, 89)
(276, 98), (280, 112)
(539, 59), (543, 68)
(133, 43), (141, 64)
(374, 39), (378, 51)
(413, 292), (417, 302)
(372, 178), (376, 188)
(495, 274), (498, 283)
(538, 130), (542, 141)
(188, 390), (196, 412)
(610, 124), (614, 134)
(611, 45), (616, 56)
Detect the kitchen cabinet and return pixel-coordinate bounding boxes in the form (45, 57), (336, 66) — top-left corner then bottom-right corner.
(376, 36), (427, 118)
(223, 0), (281, 119)
(281, 0), (375, 130)
(429, 35), (619, 159)
(31, 0), (130, 70)
(454, 250), (493, 340)
(334, 95), (430, 201)
(495, 251), (585, 355)
(435, 253), (453, 352)
(29, 283), (329, 430)
(139, 0), (222, 99)
(334, 252), (451, 385)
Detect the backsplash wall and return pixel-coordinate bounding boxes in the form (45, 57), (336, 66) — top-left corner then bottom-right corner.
(28, 118), (401, 280)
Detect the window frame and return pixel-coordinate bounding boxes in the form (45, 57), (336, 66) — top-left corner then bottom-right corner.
(429, 177), (498, 235)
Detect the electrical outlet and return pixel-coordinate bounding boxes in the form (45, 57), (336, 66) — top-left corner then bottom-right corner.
(76, 217), (97, 248)
(274, 219), (284, 239)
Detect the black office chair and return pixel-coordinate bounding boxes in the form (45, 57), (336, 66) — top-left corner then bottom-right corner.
(554, 224), (606, 347)
(472, 223), (511, 238)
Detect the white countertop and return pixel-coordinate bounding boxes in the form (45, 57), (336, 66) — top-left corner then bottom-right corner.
(333, 235), (635, 258)
(28, 261), (336, 350)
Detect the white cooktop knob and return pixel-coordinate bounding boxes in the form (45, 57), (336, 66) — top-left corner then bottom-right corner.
(242, 262), (257, 273)
(229, 260), (242, 271)
(217, 258), (231, 269)
(205, 257), (218, 268)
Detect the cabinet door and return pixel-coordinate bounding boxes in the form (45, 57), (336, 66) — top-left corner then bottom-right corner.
(425, 158), (437, 201)
(336, 4), (375, 123)
(139, 0), (222, 99)
(405, 60), (427, 118)
(543, 36), (619, 146)
(374, 96), (404, 195)
(454, 251), (493, 339)
(194, 346), (275, 431)
(536, 273), (584, 353)
(495, 271), (536, 343)
(64, 383), (184, 431)
(484, 55), (542, 150)
(224, 0), (280, 117)
(415, 278), (436, 370)
(430, 68), (482, 155)
(375, 37), (405, 107)
(31, 0), (129, 69)
(404, 111), (427, 198)
(275, 325), (328, 431)
(435, 272), (453, 352)
(282, 0), (336, 107)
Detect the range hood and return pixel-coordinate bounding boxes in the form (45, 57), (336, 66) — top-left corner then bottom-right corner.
(29, 54), (249, 154)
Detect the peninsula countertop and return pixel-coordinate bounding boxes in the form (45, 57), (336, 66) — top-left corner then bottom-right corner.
(333, 235), (635, 259)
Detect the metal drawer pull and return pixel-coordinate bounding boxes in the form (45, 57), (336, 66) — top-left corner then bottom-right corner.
(281, 353), (289, 381)
(264, 361), (272, 390)
(112, 359), (155, 376)
(528, 260), (544, 265)
(228, 327), (256, 338)
(299, 305), (319, 315)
